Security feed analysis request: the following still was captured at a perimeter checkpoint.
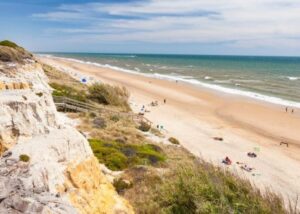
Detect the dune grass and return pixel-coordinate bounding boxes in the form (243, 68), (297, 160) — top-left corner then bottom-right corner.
(0, 40), (19, 48)
(88, 83), (130, 111)
(49, 82), (88, 102)
(153, 164), (285, 214)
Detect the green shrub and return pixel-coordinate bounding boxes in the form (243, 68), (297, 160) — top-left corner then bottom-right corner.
(19, 154), (30, 162)
(138, 122), (151, 132)
(88, 83), (130, 110)
(168, 137), (180, 145)
(113, 178), (133, 194)
(89, 139), (165, 171)
(89, 112), (97, 118)
(50, 83), (87, 102)
(110, 115), (120, 122)
(0, 40), (19, 48)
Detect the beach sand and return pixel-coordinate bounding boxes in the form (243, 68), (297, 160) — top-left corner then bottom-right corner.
(40, 56), (300, 207)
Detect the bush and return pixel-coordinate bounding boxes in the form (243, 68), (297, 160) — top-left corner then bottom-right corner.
(0, 40), (19, 48)
(168, 137), (180, 145)
(19, 154), (30, 162)
(89, 112), (97, 118)
(110, 115), (120, 122)
(113, 178), (133, 194)
(50, 83), (87, 102)
(88, 83), (130, 110)
(89, 139), (165, 171)
(139, 122), (151, 132)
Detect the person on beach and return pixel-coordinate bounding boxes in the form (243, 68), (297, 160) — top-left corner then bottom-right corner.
(285, 107), (288, 112)
(247, 152), (257, 158)
(222, 156), (232, 165)
(164, 98), (166, 104)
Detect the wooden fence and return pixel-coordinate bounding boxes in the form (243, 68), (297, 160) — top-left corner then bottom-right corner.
(53, 96), (152, 126)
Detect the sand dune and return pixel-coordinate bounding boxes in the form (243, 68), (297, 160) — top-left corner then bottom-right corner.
(40, 56), (300, 208)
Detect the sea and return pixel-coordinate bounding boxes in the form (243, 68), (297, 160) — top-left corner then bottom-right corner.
(41, 53), (300, 108)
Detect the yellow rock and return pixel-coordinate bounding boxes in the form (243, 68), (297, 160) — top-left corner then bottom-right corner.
(20, 82), (30, 89)
(5, 83), (14, 90)
(0, 82), (5, 90)
(13, 82), (21, 89)
(63, 157), (134, 214)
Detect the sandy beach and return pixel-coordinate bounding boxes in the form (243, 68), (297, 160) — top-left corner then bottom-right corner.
(40, 56), (300, 207)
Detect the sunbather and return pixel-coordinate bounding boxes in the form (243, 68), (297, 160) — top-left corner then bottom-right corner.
(222, 156), (232, 165)
(247, 152), (257, 158)
(241, 164), (254, 172)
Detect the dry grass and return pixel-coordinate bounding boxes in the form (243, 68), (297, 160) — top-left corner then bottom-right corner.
(42, 63), (86, 91)
(88, 83), (130, 111)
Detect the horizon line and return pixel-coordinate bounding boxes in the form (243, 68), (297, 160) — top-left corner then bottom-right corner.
(35, 51), (300, 58)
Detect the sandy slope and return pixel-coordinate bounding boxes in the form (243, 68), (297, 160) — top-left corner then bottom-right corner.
(40, 56), (300, 208)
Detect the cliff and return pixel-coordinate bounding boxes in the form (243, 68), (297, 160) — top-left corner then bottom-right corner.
(0, 43), (133, 213)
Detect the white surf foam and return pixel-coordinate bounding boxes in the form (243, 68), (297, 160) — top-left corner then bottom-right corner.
(287, 76), (299, 81)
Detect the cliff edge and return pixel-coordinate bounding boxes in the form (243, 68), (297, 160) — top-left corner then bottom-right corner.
(0, 43), (133, 213)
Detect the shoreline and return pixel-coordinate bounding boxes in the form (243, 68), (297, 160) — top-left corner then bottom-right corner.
(39, 54), (300, 109)
(39, 55), (300, 208)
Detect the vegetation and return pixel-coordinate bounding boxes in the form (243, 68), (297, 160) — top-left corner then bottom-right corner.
(168, 137), (180, 145)
(88, 83), (130, 111)
(0, 40), (19, 48)
(138, 121), (151, 132)
(0, 40), (32, 63)
(113, 178), (133, 194)
(42, 64), (86, 91)
(19, 154), (30, 162)
(50, 83), (87, 102)
(110, 115), (120, 122)
(89, 139), (165, 171)
(153, 164), (285, 214)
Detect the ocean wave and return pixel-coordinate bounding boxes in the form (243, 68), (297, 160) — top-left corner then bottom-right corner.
(48, 55), (300, 108)
(204, 76), (212, 80)
(287, 76), (299, 81)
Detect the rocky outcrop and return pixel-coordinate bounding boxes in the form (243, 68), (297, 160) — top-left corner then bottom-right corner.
(0, 46), (133, 213)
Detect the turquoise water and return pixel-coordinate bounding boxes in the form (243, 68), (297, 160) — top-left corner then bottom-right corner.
(43, 53), (300, 107)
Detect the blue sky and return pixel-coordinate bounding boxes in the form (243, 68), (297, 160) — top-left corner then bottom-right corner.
(1, 0), (300, 55)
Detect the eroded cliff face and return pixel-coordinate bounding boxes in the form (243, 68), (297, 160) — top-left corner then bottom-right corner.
(0, 46), (133, 213)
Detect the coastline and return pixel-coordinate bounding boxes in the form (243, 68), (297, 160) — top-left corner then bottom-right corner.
(39, 55), (300, 207)
(39, 54), (300, 109)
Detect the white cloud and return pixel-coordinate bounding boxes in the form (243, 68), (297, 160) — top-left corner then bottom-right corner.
(33, 0), (300, 51)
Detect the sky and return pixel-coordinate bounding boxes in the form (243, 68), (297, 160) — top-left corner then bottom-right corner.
(1, 0), (300, 55)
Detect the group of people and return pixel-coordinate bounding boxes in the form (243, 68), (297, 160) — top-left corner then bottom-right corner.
(222, 151), (257, 173)
(285, 107), (295, 113)
(149, 98), (167, 107)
